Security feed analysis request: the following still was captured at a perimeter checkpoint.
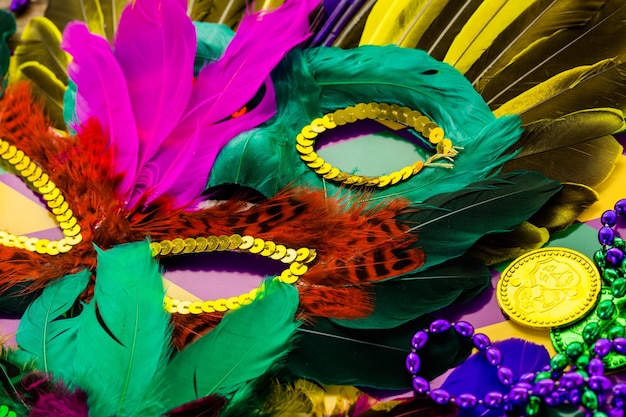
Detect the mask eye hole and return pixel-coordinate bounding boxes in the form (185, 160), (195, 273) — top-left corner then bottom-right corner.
(421, 69), (438, 75)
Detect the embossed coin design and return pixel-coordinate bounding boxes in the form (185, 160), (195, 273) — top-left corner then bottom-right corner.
(497, 247), (601, 328)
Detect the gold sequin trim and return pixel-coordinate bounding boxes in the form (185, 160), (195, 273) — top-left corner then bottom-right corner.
(152, 235), (316, 314)
(296, 102), (460, 187)
(0, 138), (83, 254)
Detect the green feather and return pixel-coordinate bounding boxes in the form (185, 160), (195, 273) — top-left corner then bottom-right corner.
(72, 242), (171, 417)
(0, 347), (36, 415)
(17, 241), (172, 417)
(156, 278), (300, 410)
(209, 46), (523, 203)
(396, 170), (563, 271)
(286, 315), (473, 390)
(16, 270), (90, 374)
(331, 257), (491, 330)
(0, 10), (16, 96)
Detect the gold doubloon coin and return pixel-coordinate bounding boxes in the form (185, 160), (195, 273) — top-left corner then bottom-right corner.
(496, 247), (601, 329)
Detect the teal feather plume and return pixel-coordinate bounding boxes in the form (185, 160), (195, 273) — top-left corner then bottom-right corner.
(193, 22), (234, 75)
(16, 270), (90, 375)
(17, 241), (172, 417)
(156, 278), (301, 411)
(396, 170), (563, 271)
(209, 46), (523, 203)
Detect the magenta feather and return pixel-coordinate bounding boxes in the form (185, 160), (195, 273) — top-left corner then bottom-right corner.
(185, 0), (317, 122)
(61, 23), (139, 198)
(113, 0), (196, 171)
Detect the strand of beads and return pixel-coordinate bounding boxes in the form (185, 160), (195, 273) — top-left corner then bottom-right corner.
(406, 319), (626, 416)
(594, 198), (626, 297)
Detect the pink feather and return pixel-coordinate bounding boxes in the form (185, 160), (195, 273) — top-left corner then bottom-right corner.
(113, 0), (196, 168)
(62, 23), (139, 198)
(184, 0), (318, 122)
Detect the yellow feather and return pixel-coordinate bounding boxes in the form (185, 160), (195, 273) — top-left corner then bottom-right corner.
(359, 0), (450, 47)
(443, 0), (539, 74)
(8, 16), (70, 85)
(493, 59), (626, 121)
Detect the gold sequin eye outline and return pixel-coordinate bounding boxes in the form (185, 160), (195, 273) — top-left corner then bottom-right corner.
(296, 102), (460, 188)
(0, 138), (83, 255)
(151, 235), (316, 314)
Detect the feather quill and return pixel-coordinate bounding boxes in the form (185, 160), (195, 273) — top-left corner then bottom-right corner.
(481, 0), (626, 109)
(314, 0), (371, 48)
(396, 171), (562, 271)
(61, 22), (139, 198)
(467, 0), (608, 86)
(157, 278), (300, 410)
(494, 59), (626, 122)
(327, 0), (376, 48)
(500, 108), (625, 186)
(330, 257), (491, 329)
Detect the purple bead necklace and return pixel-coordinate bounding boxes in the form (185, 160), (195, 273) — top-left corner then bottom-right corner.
(406, 199), (626, 416)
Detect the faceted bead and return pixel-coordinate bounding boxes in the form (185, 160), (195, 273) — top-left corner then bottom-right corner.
(483, 392), (504, 409)
(457, 393), (477, 409)
(519, 374), (536, 384)
(569, 388), (582, 405)
(582, 389), (599, 409)
(565, 341), (585, 359)
(472, 333), (491, 350)
(612, 396), (625, 410)
(430, 389), (450, 405)
(497, 366), (514, 386)
(615, 237), (626, 250)
(589, 376), (612, 392)
(602, 210), (619, 227)
(544, 390), (565, 407)
(411, 331), (428, 350)
(406, 352), (421, 374)
(615, 198), (626, 215)
(598, 226), (615, 245)
(583, 322), (602, 343)
(429, 319), (451, 334)
(576, 354), (591, 369)
(453, 321), (474, 337)
(412, 376), (429, 394)
(594, 412), (609, 417)
(534, 378), (555, 396)
(595, 250), (607, 268)
(607, 247), (625, 265)
(599, 226), (616, 245)
(561, 371), (585, 389)
(597, 300), (616, 320)
(615, 337), (626, 354)
(594, 338), (612, 357)
(608, 409), (624, 417)
(609, 325), (626, 340)
(550, 353), (568, 371)
(612, 278), (626, 298)
(613, 382), (626, 397)
(588, 358), (605, 376)
(525, 396), (541, 416)
(509, 387), (529, 404)
(486, 346), (502, 366)
(604, 267), (620, 283)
